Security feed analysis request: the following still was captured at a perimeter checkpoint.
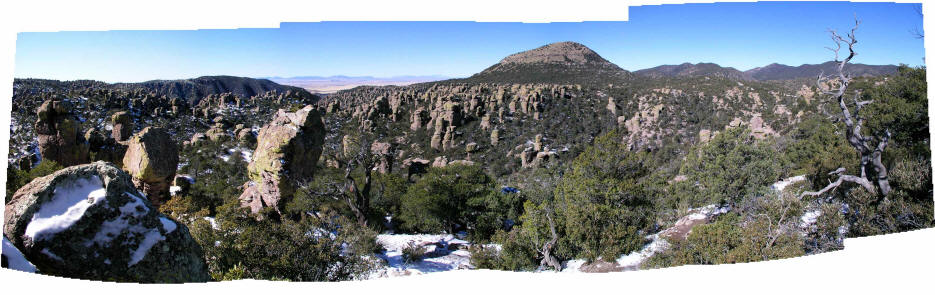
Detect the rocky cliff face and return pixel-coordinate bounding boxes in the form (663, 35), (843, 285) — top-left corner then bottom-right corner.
(4, 162), (209, 282)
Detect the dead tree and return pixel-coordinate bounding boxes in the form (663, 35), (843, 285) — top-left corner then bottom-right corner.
(538, 208), (563, 271)
(340, 135), (376, 227)
(802, 18), (892, 199)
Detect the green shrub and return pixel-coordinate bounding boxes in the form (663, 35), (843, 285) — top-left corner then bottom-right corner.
(669, 127), (787, 210)
(401, 241), (427, 264)
(646, 192), (808, 268)
(554, 130), (654, 262)
(6, 160), (63, 204)
(398, 164), (496, 235)
(190, 200), (378, 282)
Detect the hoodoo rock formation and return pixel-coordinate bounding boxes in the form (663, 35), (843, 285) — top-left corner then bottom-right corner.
(239, 106), (326, 214)
(35, 99), (90, 167)
(122, 127), (180, 206)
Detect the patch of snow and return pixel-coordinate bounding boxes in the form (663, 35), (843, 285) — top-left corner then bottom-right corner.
(82, 191), (167, 267)
(615, 234), (671, 268)
(2, 236), (37, 273)
(562, 259), (587, 273)
(24, 176), (107, 241)
(203, 217), (219, 230)
(771, 175), (807, 192)
(800, 209), (822, 228)
(159, 217), (177, 233)
(41, 248), (63, 261)
(370, 233), (473, 278)
(128, 228), (166, 266)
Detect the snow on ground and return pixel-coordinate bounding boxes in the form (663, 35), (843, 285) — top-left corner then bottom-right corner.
(771, 175), (807, 192)
(2, 236), (37, 273)
(615, 234), (671, 268)
(24, 176), (107, 241)
(800, 209), (822, 228)
(220, 148), (253, 162)
(562, 204), (729, 273)
(370, 233), (473, 278)
(203, 217), (220, 230)
(371, 205), (733, 276)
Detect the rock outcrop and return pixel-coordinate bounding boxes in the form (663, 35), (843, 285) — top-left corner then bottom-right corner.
(3, 162), (209, 282)
(371, 141), (396, 174)
(122, 127), (179, 206)
(403, 158), (430, 181)
(110, 111), (133, 141)
(35, 100), (89, 167)
(239, 106), (326, 214)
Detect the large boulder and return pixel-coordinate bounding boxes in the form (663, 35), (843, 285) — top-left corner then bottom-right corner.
(239, 106), (326, 214)
(35, 100), (89, 167)
(122, 127), (179, 207)
(3, 162), (209, 282)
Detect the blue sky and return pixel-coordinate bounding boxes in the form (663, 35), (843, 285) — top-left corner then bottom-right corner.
(14, 2), (925, 83)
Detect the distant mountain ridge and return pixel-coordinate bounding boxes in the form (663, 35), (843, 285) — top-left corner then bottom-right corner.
(744, 61), (898, 80)
(636, 61), (898, 81)
(114, 75), (314, 105)
(267, 75), (449, 94)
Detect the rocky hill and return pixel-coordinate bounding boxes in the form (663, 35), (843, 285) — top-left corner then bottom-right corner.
(635, 63), (749, 80)
(456, 42), (630, 84)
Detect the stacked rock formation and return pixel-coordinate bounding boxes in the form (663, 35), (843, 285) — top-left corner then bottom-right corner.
(122, 127), (179, 206)
(111, 111), (133, 141)
(370, 141), (396, 174)
(3, 162), (209, 282)
(239, 106), (326, 214)
(35, 99), (89, 167)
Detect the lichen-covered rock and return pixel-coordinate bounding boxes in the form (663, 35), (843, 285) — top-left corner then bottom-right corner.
(35, 100), (89, 167)
(236, 127), (256, 145)
(122, 127), (179, 207)
(110, 111), (133, 141)
(3, 162), (209, 283)
(239, 106), (326, 214)
(205, 123), (229, 142)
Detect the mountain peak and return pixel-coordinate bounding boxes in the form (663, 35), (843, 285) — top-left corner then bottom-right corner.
(498, 41), (611, 66)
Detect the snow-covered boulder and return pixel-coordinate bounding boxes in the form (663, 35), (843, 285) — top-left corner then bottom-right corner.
(3, 161), (209, 282)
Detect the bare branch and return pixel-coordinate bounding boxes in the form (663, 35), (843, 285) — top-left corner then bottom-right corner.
(799, 168), (877, 198)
